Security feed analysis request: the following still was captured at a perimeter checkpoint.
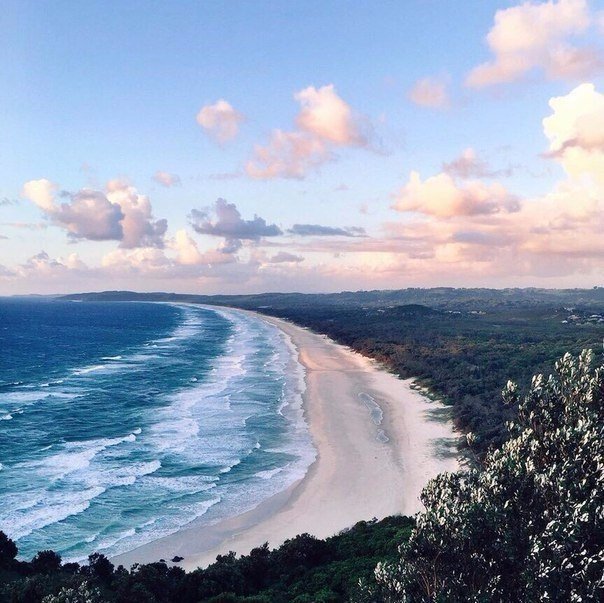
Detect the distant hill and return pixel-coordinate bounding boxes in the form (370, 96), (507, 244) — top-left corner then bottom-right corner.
(59, 286), (604, 311)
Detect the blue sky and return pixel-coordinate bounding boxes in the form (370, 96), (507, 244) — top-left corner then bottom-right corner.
(1, 1), (604, 293)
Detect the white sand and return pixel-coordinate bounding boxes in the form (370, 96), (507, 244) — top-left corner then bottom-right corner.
(113, 309), (459, 570)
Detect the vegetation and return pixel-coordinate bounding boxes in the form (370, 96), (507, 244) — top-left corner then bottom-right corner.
(254, 303), (603, 456)
(0, 516), (414, 602)
(359, 350), (604, 602)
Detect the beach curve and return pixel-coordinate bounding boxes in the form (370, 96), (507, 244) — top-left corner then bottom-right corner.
(112, 308), (460, 570)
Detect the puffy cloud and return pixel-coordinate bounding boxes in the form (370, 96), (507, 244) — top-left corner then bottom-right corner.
(393, 171), (520, 218)
(21, 179), (57, 212)
(544, 83), (604, 152)
(169, 229), (204, 265)
(246, 130), (330, 180)
(466, 0), (602, 88)
(295, 84), (367, 145)
(153, 171), (181, 187)
(196, 99), (245, 144)
(22, 179), (167, 248)
(246, 84), (370, 179)
(442, 148), (513, 179)
(189, 198), (282, 240)
(408, 77), (450, 109)
(542, 83), (604, 183)
(380, 84), (604, 282)
(17, 251), (89, 280)
(169, 229), (239, 267)
(106, 180), (167, 248)
(53, 190), (124, 241)
(288, 224), (366, 237)
(101, 247), (171, 272)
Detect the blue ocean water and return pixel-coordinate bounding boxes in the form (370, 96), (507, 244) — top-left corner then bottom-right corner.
(0, 299), (314, 562)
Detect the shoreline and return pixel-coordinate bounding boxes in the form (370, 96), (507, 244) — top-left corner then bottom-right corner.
(113, 307), (460, 570)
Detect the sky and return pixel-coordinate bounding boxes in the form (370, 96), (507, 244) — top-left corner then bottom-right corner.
(1, 0), (604, 294)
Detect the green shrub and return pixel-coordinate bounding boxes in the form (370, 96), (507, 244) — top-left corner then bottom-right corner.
(365, 350), (604, 602)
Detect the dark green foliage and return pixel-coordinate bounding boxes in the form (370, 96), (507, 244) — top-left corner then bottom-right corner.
(365, 351), (604, 602)
(84, 554), (114, 584)
(0, 516), (413, 602)
(0, 533), (17, 568)
(31, 552), (62, 575)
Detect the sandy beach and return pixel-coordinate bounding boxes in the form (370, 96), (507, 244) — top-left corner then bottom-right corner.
(113, 309), (460, 570)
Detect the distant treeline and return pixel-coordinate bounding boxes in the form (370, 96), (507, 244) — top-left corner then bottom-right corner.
(0, 516), (413, 603)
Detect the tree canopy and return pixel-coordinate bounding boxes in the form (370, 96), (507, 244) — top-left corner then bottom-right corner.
(362, 350), (604, 602)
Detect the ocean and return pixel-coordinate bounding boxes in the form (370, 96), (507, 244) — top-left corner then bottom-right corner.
(0, 299), (315, 562)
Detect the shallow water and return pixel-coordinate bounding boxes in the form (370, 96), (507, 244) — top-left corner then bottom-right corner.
(0, 299), (315, 562)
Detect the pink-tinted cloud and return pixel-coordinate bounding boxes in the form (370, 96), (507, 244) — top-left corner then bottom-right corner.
(246, 130), (330, 180)
(393, 171), (520, 218)
(466, 0), (602, 88)
(295, 84), (367, 145)
(246, 85), (370, 179)
(408, 76), (450, 109)
(542, 82), (604, 183)
(22, 179), (167, 247)
(17, 251), (89, 280)
(153, 171), (181, 187)
(106, 180), (168, 248)
(21, 179), (57, 212)
(196, 99), (245, 144)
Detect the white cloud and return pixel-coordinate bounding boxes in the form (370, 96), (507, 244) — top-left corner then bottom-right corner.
(18, 251), (89, 279)
(295, 84), (367, 145)
(196, 99), (245, 144)
(466, 0), (602, 87)
(170, 229), (204, 265)
(393, 171), (520, 218)
(21, 179), (57, 212)
(543, 82), (604, 184)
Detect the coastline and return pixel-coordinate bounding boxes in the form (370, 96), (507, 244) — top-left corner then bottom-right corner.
(113, 308), (460, 570)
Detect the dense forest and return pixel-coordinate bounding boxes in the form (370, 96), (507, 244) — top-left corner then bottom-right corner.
(62, 288), (604, 455)
(0, 517), (413, 603)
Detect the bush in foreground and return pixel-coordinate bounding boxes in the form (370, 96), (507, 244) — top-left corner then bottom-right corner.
(0, 516), (414, 602)
(362, 350), (604, 602)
